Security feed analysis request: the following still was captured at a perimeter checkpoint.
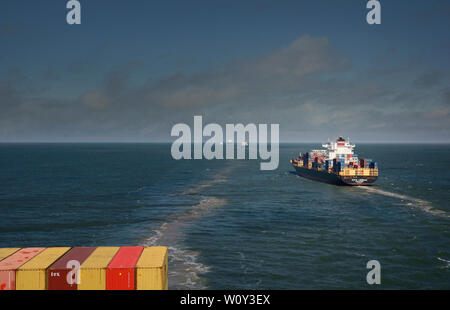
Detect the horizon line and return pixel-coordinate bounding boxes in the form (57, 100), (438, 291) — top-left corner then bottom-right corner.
(0, 141), (449, 144)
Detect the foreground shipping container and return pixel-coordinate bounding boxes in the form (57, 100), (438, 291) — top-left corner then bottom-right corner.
(47, 247), (97, 290)
(0, 248), (46, 290)
(136, 246), (168, 290)
(0, 248), (20, 261)
(106, 246), (143, 290)
(16, 247), (71, 290)
(78, 247), (120, 290)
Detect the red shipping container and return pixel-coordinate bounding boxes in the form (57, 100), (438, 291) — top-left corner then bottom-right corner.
(0, 248), (45, 290)
(47, 247), (96, 290)
(106, 247), (143, 290)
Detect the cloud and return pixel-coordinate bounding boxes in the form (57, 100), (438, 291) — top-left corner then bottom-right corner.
(0, 25), (23, 36)
(414, 70), (445, 88)
(0, 35), (449, 142)
(138, 35), (347, 112)
(444, 89), (450, 105)
(81, 90), (111, 109)
(245, 36), (346, 77)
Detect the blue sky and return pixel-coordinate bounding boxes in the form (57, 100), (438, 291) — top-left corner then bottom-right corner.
(1, 0), (449, 142)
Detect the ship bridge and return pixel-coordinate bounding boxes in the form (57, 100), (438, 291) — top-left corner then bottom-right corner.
(322, 136), (356, 162)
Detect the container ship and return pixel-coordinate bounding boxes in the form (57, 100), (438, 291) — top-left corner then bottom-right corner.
(290, 136), (378, 186)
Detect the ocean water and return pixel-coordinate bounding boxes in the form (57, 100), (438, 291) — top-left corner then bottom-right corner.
(0, 143), (449, 289)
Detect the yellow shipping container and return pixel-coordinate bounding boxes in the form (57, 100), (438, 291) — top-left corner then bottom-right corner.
(16, 247), (71, 290)
(136, 246), (168, 290)
(372, 168), (379, 176)
(78, 246), (120, 290)
(0, 248), (20, 261)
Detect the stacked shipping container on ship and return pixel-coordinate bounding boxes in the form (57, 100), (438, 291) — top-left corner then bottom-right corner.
(78, 246), (120, 290)
(106, 246), (144, 290)
(0, 246), (169, 290)
(0, 248), (46, 290)
(0, 248), (20, 261)
(47, 247), (97, 290)
(16, 247), (71, 290)
(290, 136), (378, 186)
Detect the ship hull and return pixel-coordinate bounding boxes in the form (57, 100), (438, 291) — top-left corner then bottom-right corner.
(293, 165), (377, 186)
